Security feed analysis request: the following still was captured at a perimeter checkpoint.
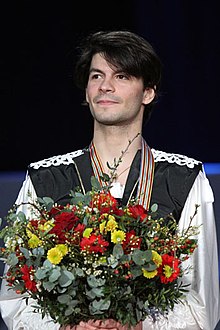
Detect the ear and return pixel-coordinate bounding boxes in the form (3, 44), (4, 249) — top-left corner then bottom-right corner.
(142, 87), (155, 105)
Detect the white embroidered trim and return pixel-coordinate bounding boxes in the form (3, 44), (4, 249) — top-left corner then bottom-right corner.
(152, 149), (201, 169)
(29, 148), (201, 170)
(30, 150), (84, 169)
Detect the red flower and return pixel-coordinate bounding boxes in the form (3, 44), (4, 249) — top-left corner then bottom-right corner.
(158, 254), (180, 284)
(68, 223), (86, 245)
(20, 265), (37, 292)
(48, 205), (65, 216)
(80, 234), (109, 253)
(90, 192), (118, 214)
(29, 219), (40, 228)
(50, 211), (79, 243)
(128, 205), (148, 221)
(74, 223), (86, 234)
(122, 230), (142, 253)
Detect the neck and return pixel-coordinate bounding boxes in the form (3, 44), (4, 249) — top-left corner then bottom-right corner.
(92, 125), (142, 185)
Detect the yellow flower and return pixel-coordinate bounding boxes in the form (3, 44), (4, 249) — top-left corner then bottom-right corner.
(163, 264), (173, 278)
(142, 251), (162, 279)
(111, 230), (126, 244)
(106, 216), (118, 232)
(28, 234), (42, 248)
(101, 213), (109, 218)
(39, 221), (54, 231)
(56, 244), (68, 256)
(142, 268), (158, 279)
(99, 221), (106, 234)
(83, 228), (93, 238)
(152, 250), (162, 266)
(26, 223), (34, 238)
(47, 247), (63, 265)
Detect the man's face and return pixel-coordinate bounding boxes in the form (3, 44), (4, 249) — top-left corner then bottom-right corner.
(86, 53), (154, 127)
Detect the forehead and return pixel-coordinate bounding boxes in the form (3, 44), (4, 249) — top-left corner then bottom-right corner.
(90, 53), (119, 72)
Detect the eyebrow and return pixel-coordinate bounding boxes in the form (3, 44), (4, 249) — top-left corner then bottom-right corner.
(89, 67), (125, 75)
(89, 68), (104, 74)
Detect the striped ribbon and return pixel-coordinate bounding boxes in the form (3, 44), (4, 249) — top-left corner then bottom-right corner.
(137, 138), (155, 209)
(89, 141), (106, 187)
(89, 137), (155, 209)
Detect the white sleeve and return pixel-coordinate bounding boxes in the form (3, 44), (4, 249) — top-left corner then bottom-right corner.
(143, 169), (220, 330)
(0, 173), (60, 330)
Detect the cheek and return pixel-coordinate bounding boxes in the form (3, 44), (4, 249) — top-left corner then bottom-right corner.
(86, 85), (96, 103)
(126, 90), (144, 106)
(85, 89), (89, 103)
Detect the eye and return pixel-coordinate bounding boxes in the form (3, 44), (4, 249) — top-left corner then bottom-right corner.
(116, 74), (129, 80)
(90, 73), (102, 80)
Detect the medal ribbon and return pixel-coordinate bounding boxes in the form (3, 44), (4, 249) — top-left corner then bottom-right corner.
(89, 141), (106, 186)
(89, 137), (154, 209)
(137, 138), (155, 209)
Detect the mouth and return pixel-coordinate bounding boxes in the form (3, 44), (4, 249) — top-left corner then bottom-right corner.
(96, 100), (118, 105)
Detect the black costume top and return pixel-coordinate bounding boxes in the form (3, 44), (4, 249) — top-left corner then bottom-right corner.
(28, 147), (202, 221)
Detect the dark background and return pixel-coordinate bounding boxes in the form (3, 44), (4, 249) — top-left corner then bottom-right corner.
(0, 2), (220, 328)
(0, 0), (219, 172)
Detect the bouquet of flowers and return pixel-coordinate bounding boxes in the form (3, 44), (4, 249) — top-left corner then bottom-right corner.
(0, 175), (200, 328)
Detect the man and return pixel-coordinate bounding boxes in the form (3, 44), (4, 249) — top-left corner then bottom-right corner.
(0, 30), (219, 330)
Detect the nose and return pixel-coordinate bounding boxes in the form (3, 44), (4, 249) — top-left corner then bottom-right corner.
(98, 77), (115, 93)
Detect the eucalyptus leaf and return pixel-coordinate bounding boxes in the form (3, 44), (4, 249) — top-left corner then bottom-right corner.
(75, 267), (85, 277)
(87, 275), (105, 288)
(35, 268), (49, 280)
(57, 286), (67, 294)
(84, 194), (92, 205)
(120, 254), (131, 262)
(69, 299), (79, 307)
(132, 249), (152, 265)
(90, 298), (111, 313)
(71, 195), (85, 204)
(43, 280), (56, 291)
(142, 261), (157, 271)
(37, 197), (55, 211)
(32, 247), (45, 256)
(19, 247), (30, 259)
(91, 176), (101, 190)
(130, 266), (142, 278)
(42, 259), (54, 270)
(86, 287), (104, 299)
(107, 255), (118, 268)
(58, 270), (75, 287)
(68, 288), (77, 297)
(7, 253), (18, 266)
(85, 288), (96, 300)
(49, 268), (61, 282)
(57, 294), (71, 304)
(112, 244), (124, 259)
(65, 306), (75, 316)
(35, 268), (48, 280)
(17, 211), (27, 222)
